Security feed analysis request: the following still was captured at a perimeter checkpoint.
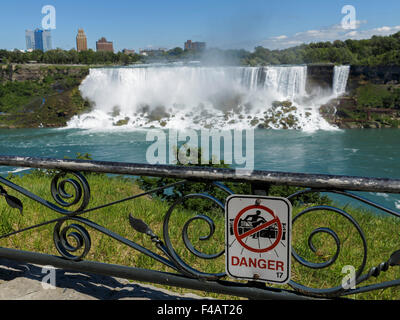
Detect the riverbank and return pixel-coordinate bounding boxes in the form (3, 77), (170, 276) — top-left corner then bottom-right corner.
(321, 96), (400, 129)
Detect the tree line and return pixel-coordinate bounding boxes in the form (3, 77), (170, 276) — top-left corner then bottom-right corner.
(147, 31), (400, 66)
(0, 49), (143, 65)
(2, 31), (400, 66)
(242, 32), (400, 66)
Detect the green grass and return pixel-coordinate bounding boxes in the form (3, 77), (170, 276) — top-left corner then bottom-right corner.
(1, 172), (400, 300)
(356, 84), (400, 109)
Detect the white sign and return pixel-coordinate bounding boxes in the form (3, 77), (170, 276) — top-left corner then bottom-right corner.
(225, 195), (292, 284)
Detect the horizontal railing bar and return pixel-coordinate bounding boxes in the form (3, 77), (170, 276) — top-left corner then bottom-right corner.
(1, 155), (400, 193)
(0, 247), (314, 300)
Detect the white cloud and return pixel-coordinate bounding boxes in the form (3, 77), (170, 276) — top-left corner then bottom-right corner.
(259, 21), (400, 50)
(376, 26), (392, 32)
(271, 35), (288, 40)
(345, 31), (358, 37)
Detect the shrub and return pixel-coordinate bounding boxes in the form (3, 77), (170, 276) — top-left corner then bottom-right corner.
(136, 148), (331, 213)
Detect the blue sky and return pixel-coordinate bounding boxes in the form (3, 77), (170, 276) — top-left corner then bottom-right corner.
(1, 0), (400, 52)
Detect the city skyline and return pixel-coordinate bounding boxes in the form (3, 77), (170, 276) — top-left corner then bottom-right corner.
(25, 28), (52, 52)
(3, 1), (400, 52)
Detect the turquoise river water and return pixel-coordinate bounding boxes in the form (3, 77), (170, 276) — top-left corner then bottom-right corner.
(0, 127), (399, 212)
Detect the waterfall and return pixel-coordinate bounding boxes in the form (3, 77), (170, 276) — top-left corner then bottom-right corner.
(263, 66), (307, 99)
(239, 66), (307, 97)
(241, 67), (261, 91)
(333, 65), (350, 95)
(67, 64), (342, 131)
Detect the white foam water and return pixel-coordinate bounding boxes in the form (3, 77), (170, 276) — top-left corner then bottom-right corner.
(333, 65), (350, 96)
(67, 64), (348, 131)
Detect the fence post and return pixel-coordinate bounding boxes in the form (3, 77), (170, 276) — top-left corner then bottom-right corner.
(251, 182), (270, 196)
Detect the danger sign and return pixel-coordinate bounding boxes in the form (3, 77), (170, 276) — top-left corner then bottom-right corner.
(225, 195), (292, 284)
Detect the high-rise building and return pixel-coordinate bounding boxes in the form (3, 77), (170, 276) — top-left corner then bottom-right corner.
(96, 37), (114, 52)
(27, 28), (52, 52)
(25, 30), (35, 51)
(43, 30), (52, 51)
(76, 29), (88, 52)
(34, 29), (44, 51)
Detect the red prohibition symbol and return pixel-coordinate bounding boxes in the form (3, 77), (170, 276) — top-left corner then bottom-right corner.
(233, 204), (282, 253)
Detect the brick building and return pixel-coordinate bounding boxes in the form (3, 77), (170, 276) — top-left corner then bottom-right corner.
(184, 40), (206, 51)
(96, 37), (114, 53)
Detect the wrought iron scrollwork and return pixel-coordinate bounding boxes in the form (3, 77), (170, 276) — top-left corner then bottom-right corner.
(162, 192), (227, 280)
(50, 171), (91, 214)
(181, 214), (220, 259)
(286, 188), (400, 298)
(0, 170), (90, 215)
(53, 219), (91, 261)
(287, 204), (367, 297)
(1, 160), (400, 299)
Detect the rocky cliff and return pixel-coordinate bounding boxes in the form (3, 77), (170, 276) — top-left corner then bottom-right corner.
(306, 64), (335, 94)
(316, 65), (400, 129)
(0, 64), (89, 82)
(307, 64), (400, 93)
(347, 65), (400, 95)
(0, 64), (91, 129)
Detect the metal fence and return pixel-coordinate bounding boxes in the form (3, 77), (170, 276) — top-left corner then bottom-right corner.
(0, 155), (400, 300)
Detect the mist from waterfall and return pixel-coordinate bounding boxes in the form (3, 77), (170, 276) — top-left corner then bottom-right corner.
(67, 64), (350, 132)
